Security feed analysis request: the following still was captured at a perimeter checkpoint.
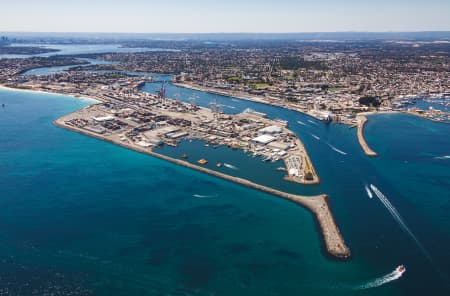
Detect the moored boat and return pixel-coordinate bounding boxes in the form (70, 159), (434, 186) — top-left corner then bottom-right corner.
(197, 159), (208, 165)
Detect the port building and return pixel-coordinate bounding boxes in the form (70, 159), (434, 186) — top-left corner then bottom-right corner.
(252, 134), (276, 145)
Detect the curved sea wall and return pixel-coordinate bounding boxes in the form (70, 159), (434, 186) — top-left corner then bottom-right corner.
(54, 117), (351, 259)
(356, 115), (378, 157)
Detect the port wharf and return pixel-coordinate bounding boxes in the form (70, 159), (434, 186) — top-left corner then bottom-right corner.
(172, 82), (329, 122)
(356, 115), (378, 157)
(54, 115), (351, 259)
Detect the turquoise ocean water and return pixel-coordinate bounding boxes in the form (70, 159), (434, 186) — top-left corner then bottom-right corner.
(0, 81), (449, 295)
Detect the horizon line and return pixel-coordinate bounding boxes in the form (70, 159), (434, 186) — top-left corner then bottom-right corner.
(1, 30), (450, 35)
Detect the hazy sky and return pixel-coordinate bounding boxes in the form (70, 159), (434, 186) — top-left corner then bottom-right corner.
(1, 0), (449, 33)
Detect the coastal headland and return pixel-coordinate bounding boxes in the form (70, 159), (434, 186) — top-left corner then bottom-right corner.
(356, 115), (378, 157)
(54, 113), (351, 259)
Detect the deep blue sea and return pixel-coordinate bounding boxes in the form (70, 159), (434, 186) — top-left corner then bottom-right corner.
(0, 81), (449, 295)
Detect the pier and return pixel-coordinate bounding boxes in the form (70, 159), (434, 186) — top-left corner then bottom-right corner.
(356, 115), (378, 157)
(54, 116), (351, 259)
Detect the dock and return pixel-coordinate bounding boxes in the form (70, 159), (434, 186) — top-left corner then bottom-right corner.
(54, 116), (351, 260)
(356, 115), (378, 157)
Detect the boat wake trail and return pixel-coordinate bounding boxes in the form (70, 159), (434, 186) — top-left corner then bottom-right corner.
(434, 155), (450, 160)
(370, 184), (432, 262)
(327, 143), (347, 155)
(224, 163), (239, 170)
(193, 194), (218, 198)
(297, 120), (307, 126)
(355, 267), (404, 290)
(307, 119), (319, 125)
(364, 184), (373, 198)
(371, 185), (450, 290)
(311, 134), (320, 140)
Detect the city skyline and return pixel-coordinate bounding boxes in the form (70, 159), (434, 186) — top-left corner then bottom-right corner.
(1, 0), (450, 33)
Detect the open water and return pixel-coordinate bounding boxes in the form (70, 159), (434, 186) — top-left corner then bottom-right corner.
(0, 73), (448, 295)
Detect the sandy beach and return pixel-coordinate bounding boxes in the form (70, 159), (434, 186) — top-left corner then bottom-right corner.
(0, 84), (101, 104)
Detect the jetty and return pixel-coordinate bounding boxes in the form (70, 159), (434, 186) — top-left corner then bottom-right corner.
(356, 115), (378, 157)
(54, 116), (351, 259)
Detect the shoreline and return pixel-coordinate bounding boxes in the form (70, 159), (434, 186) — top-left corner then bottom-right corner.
(53, 115), (351, 259)
(0, 84), (102, 104)
(1, 82), (320, 184)
(356, 115), (378, 157)
(404, 110), (450, 125)
(1, 82), (350, 258)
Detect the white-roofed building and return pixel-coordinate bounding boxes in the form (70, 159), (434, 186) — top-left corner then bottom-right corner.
(258, 125), (283, 135)
(93, 115), (114, 122)
(252, 134), (276, 145)
(288, 168), (299, 177)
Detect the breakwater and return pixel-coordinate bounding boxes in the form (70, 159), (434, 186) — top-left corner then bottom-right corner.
(54, 116), (351, 259)
(356, 115), (378, 157)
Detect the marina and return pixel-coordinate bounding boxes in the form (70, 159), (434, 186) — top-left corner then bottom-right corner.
(54, 116), (350, 259)
(50, 82), (350, 258)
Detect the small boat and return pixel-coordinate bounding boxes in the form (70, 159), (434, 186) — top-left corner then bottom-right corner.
(396, 265), (406, 274)
(197, 159), (208, 165)
(216, 162), (222, 168)
(275, 167), (287, 171)
(181, 153), (188, 159)
(223, 163), (238, 170)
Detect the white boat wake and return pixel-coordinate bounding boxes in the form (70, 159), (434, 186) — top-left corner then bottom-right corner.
(370, 185), (450, 288)
(224, 163), (238, 170)
(307, 119), (319, 125)
(355, 266), (405, 290)
(297, 120), (307, 126)
(365, 184), (373, 198)
(434, 155), (450, 160)
(193, 194), (218, 198)
(311, 134), (320, 140)
(327, 143), (347, 155)
(370, 184), (432, 261)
